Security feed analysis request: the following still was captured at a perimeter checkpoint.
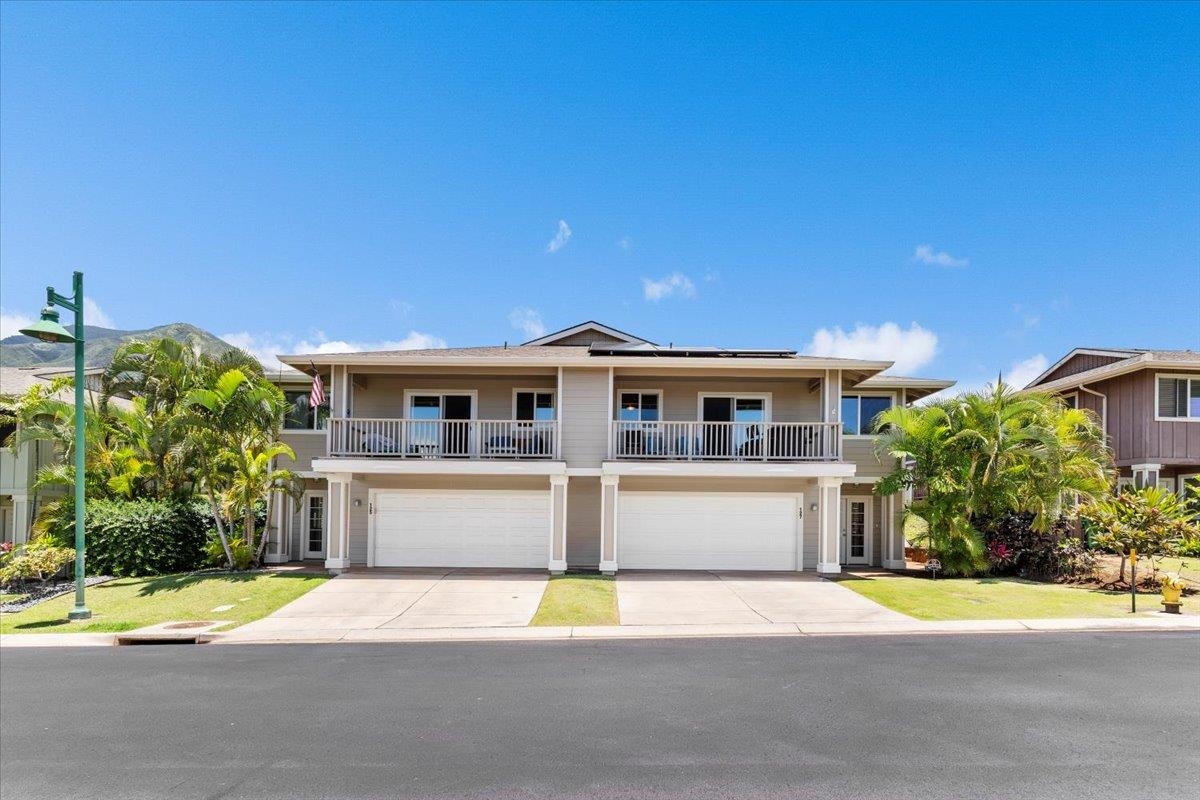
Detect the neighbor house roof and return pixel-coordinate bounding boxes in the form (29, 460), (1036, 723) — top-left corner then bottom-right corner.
(856, 374), (956, 401)
(1024, 348), (1200, 393)
(0, 366), (130, 409)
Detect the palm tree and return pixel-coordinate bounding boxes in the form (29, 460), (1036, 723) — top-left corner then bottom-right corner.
(875, 381), (1112, 576)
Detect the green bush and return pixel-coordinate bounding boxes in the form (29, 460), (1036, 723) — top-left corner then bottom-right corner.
(0, 540), (75, 587)
(1177, 537), (1200, 558)
(82, 499), (209, 577)
(203, 534), (253, 570)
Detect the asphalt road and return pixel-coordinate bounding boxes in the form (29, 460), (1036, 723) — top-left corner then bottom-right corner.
(2, 633), (1198, 800)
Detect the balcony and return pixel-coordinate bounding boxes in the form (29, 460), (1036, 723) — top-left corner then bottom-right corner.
(328, 418), (558, 460)
(609, 420), (841, 462)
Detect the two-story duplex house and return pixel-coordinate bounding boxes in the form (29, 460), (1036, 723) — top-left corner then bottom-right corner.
(266, 321), (953, 575)
(1023, 347), (1200, 495)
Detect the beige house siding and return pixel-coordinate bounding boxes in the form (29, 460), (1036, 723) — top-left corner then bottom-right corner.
(567, 476), (601, 567)
(843, 437), (891, 478)
(613, 375), (821, 422)
(279, 431), (328, 471)
(351, 374), (557, 420)
(561, 368), (610, 467)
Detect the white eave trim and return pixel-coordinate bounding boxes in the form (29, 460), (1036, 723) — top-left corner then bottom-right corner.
(311, 458), (568, 476)
(277, 353), (897, 373)
(1024, 354), (1200, 394)
(601, 461), (857, 478)
(522, 321), (648, 346)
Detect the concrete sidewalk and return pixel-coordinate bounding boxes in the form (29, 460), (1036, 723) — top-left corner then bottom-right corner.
(2, 613), (1196, 647)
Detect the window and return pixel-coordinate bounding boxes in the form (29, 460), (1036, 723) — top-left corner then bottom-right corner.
(619, 392), (660, 422)
(515, 391), (555, 421)
(284, 390), (329, 430)
(841, 395), (892, 435)
(1157, 375), (1200, 420)
(1062, 394), (1078, 409)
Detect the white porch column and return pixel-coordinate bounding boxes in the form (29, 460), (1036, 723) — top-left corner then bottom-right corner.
(599, 474), (619, 575)
(816, 476), (842, 574)
(549, 475), (569, 574)
(11, 494), (31, 545)
(822, 369), (843, 460)
(324, 472), (352, 571)
(882, 492), (907, 570)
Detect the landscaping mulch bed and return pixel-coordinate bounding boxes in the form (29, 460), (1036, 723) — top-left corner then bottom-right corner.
(0, 576), (117, 614)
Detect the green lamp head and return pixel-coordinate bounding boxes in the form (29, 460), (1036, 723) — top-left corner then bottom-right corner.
(19, 306), (76, 343)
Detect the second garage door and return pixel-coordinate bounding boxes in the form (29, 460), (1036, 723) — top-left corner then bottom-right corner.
(370, 490), (549, 568)
(618, 492), (801, 571)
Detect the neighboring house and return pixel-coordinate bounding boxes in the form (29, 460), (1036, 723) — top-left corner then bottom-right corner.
(1023, 348), (1200, 496)
(267, 321), (953, 574)
(0, 368), (73, 545)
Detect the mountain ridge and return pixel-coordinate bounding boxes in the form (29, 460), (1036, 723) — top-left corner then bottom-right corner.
(0, 322), (239, 370)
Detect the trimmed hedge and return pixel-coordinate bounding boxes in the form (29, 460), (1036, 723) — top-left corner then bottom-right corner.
(83, 499), (210, 577)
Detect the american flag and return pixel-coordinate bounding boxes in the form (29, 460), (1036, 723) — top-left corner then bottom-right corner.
(310, 371), (326, 409)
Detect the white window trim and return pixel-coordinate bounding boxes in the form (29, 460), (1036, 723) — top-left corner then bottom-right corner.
(402, 389), (479, 420)
(1062, 391), (1079, 410)
(1180, 473), (1200, 498)
(615, 389), (664, 421)
(1154, 372), (1200, 422)
(841, 392), (896, 439)
(511, 388), (557, 421)
(695, 392), (773, 423)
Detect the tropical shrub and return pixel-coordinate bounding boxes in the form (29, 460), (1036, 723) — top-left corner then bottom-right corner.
(1079, 487), (1200, 582)
(0, 540), (75, 587)
(979, 513), (1090, 580)
(81, 499), (209, 577)
(204, 534), (253, 571)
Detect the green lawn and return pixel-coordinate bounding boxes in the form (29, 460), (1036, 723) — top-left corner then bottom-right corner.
(839, 574), (1200, 621)
(0, 571), (329, 634)
(530, 574), (619, 626)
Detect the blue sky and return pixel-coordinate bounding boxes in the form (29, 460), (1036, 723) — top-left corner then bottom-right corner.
(2, 1), (1198, 389)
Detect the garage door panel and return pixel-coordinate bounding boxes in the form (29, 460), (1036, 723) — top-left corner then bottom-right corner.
(373, 491), (549, 568)
(619, 493), (798, 571)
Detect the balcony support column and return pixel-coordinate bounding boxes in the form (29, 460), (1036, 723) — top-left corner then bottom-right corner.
(549, 475), (569, 574)
(599, 474), (620, 575)
(324, 472), (353, 572)
(816, 476), (842, 574)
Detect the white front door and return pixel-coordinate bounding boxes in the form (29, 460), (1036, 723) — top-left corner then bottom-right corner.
(841, 498), (871, 566)
(618, 492), (802, 571)
(303, 492), (327, 560)
(369, 490), (550, 568)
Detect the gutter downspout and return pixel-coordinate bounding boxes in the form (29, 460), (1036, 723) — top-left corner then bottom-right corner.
(1077, 384), (1107, 435)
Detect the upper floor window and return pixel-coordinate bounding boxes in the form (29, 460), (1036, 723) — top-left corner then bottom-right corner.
(1156, 375), (1200, 421)
(515, 391), (555, 421)
(619, 392), (660, 422)
(841, 395), (892, 436)
(284, 390), (329, 430)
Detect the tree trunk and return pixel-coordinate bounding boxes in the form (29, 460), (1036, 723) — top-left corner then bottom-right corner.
(244, 508), (255, 559)
(1118, 553), (1127, 584)
(205, 488), (236, 570)
(255, 492), (274, 565)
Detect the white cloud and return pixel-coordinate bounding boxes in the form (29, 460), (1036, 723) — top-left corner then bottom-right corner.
(508, 307), (546, 339)
(642, 272), (697, 302)
(545, 219), (572, 253)
(616, 236), (632, 251)
(912, 244), (969, 268)
(1004, 353), (1048, 389)
(1, 299), (114, 337)
(388, 298), (414, 317)
(0, 309), (34, 339)
(220, 330), (448, 372)
(803, 322), (939, 374)
(83, 298), (115, 329)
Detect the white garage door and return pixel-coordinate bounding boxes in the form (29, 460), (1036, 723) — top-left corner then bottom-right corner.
(618, 492), (801, 571)
(371, 490), (549, 568)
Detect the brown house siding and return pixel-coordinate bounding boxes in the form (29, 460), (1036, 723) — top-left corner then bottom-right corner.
(1092, 371), (1200, 466)
(1041, 353), (1127, 384)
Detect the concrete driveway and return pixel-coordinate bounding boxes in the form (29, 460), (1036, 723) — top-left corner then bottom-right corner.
(616, 571), (911, 626)
(227, 569), (548, 639)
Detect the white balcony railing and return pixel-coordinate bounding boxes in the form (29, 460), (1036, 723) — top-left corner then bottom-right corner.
(609, 420), (841, 462)
(328, 418), (558, 459)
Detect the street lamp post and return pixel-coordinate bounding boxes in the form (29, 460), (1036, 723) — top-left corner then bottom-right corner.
(20, 270), (91, 620)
